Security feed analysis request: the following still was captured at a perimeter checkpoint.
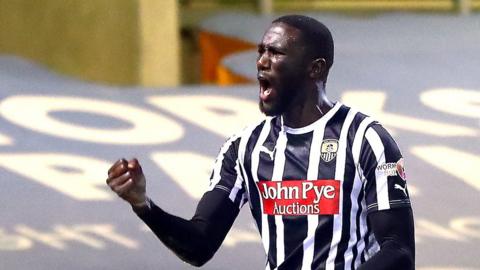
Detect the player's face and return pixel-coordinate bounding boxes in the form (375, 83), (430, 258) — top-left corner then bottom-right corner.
(257, 23), (310, 116)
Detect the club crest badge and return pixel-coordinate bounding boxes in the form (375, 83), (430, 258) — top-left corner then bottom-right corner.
(320, 139), (339, 162)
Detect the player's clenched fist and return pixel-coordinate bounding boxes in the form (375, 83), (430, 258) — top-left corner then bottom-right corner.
(106, 158), (147, 207)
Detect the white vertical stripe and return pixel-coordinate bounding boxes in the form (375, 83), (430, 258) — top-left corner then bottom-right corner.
(365, 128), (390, 210)
(251, 118), (273, 257)
(324, 109), (357, 269)
(272, 128), (288, 266)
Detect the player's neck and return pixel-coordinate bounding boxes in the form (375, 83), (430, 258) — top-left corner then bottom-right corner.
(282, 85), (333, 128)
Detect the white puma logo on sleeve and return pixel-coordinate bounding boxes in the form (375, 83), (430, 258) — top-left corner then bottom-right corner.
(394, 183), (408, 197)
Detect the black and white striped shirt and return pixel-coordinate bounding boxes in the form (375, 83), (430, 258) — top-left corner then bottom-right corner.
(208, 102), (411, 270)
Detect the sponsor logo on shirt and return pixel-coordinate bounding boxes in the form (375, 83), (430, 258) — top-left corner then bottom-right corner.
(376, 157), (407, 180)
(256, 180), (340, 216)
(320, 139), (339, 162)
(259, 145), (276, 160)
(396, 158), (406, 180)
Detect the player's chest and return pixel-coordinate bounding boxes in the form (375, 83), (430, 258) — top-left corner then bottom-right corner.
(247, 134), (354, 216)
(252, 135), (350, 181)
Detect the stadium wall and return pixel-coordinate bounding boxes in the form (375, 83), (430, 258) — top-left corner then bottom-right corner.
(0, 0), (180, 86)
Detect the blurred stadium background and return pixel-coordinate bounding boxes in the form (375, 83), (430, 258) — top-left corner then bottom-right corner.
(0, 0), (479, 269)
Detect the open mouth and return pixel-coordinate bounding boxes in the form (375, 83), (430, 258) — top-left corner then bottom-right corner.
(258, 76), (273, 101)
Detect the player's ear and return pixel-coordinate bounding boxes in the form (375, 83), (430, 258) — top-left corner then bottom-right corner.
(309, 58), (327, 81)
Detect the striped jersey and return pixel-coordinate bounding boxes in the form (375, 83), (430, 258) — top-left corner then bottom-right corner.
(207, 102), (411, 270)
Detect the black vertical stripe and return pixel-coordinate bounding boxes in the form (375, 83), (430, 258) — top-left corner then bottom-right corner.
(311, 217), (334, 270)
(283, 132), (312, 180)
(268, 215), (278, 269)
(278, 217), (307, 270)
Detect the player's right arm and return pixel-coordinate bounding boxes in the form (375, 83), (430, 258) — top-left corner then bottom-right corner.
(134, 188), (239, 267)
(106, 135), (246, 267)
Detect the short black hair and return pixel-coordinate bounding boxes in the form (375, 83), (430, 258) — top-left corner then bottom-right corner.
(272, 15), (334, 71)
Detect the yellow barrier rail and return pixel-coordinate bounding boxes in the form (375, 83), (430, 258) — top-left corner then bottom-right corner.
(275, 0), (454, 11)
(182, 0), (480, 12)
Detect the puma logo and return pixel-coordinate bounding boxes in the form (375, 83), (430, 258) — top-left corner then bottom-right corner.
(394, 183), (408, 197)
(259, 145), (276, 160)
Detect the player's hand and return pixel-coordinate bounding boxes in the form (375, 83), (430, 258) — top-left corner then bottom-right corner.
(106, 158), (147, 207)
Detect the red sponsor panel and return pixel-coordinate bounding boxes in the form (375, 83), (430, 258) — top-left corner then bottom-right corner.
(256, 180), (340, 216)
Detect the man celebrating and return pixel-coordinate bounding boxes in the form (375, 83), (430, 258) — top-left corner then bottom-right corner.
(107, 15), (414, 269)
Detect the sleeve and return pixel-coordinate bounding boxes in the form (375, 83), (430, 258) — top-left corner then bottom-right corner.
(358, 123), (411, 214)
(134, 189), (240, 267)
(358, 208), (415, 270)
(207, 134), (248, 209)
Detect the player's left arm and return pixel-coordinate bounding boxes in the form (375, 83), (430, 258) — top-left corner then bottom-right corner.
(358, 123), (415, 269)
(358, 208), (415, 270)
